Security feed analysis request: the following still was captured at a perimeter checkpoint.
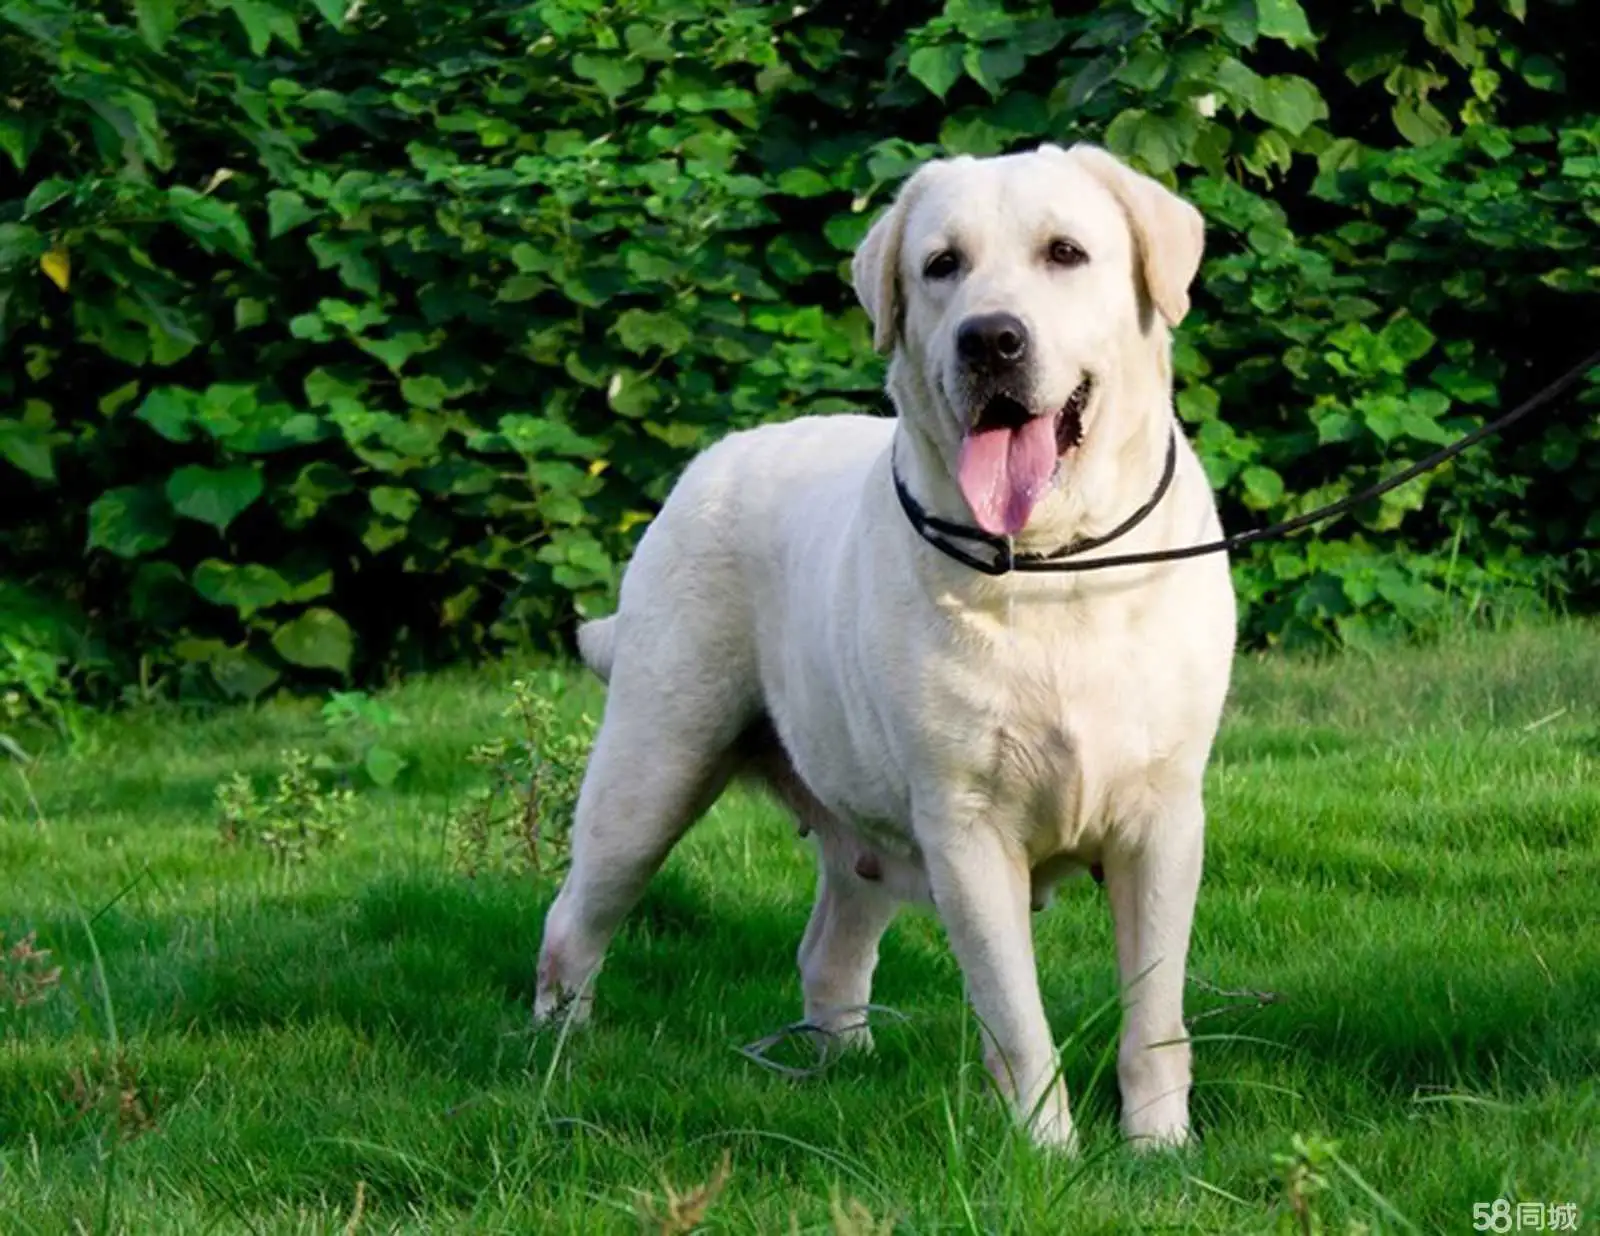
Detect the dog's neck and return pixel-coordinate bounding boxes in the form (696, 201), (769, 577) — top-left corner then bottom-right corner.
(887, 331), (1178, 561)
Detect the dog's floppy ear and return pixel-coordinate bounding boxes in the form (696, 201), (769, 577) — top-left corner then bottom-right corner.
(851, 192), (911, 355)
(1064, 143), (1205, 328)
(852, 164), (945, 355)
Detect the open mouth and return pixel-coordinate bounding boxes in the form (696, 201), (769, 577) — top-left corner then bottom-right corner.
(1056, 376), (1091, 451)
(972, 376), (1093, 456)
(957, 376), (1095, 538)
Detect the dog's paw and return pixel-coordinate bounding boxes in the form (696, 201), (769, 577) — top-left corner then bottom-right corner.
(532, 981), (594, 1032)
(818, 1021), (876, 1056)
(805, 1009), (877, 1056)
(1122, 1110), (1191, 1153)
(1028, 1108), (1080, 1156)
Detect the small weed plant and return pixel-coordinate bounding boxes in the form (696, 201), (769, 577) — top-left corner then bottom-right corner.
(1, 930), (60, 1014)
(216, 749), (354, 865)
(447, 677), (595, 879)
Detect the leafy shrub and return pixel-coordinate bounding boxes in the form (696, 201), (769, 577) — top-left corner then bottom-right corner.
(1, 0), (1596, 699)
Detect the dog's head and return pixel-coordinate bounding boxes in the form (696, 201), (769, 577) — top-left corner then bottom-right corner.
(853, 143), (1204, 537)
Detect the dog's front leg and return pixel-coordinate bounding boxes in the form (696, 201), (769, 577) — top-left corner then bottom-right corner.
(922, 816), (1075, 1152)
(1103, 792), (1204, 1150)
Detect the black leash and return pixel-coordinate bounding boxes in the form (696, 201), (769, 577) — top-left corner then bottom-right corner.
(892, 346), (1600, 576)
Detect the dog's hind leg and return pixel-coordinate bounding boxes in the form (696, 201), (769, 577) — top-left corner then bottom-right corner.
(743, 727), (901, 1052)
(533, 641), (755, 1026)
(796, 842), (900, 1052)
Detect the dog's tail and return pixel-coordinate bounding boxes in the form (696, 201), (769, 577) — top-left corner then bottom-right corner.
(575, 615), (618, 683)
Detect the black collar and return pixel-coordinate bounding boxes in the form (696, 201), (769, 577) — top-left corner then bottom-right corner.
(891, 426), (1179, 576)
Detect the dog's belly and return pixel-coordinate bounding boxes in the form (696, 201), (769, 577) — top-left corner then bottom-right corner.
(739, 712), (932, 902)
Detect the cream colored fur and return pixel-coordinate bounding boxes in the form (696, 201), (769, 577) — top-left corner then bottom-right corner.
(534, 143), (1237, 1153)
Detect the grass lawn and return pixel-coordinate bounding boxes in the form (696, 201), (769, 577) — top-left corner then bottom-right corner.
(1, 620), (1596, 1234)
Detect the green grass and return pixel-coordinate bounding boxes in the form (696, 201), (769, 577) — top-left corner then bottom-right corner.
(2, 621), (1597, 1234)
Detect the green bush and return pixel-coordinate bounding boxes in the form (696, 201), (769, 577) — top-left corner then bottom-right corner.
(2, 0), (1596, 702)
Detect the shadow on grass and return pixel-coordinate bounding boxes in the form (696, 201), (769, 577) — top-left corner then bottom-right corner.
(13, 864), (1595, 1106)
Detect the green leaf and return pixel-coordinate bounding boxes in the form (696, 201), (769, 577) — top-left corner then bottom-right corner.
(0, 222), (46, 270)
(625, 22), (673, 59)
(1379, 317), (1436, 369)
(307, 234), (379, 297)
(272, 606), (354, 674)
(0, 115), (42, 172)
(309, 0), (345, 27)
(491, 414), (603, 460)
(0, 417), (56, 480)
(168, 188), (254, 260)
(616, 309), (693, 355)
(1357, 394), (1406, 443)
(87, 485), (174, 558)
(134, 0), (178, 49)
(1214, 58), (1263, 110)
(1519, 55), (1564, 92)
(1240, 465), (1285, 509)
(289, 312), (329, 341)
(607, 369), (659, 418)
(357, 333), (428, 374)
(776, 168), (834, 198)
(135, 387), (196, 443)
(225, 297), (265, 332)
(209, 646), (280, 700)
(571, 54), (645, 103)
(400, 375), (449, 409)
(1252, 76), (1326, 136)
(190, 384), (324, 453)
(1256, 0), (1313, 46)
(1391, 99), (1450, 146)
(225, 0), (300, 55)
(166, 464), (265, 532)
(963, 43), (1026, 96)
(370, 486), (419, 522)
(1401, 390), (1456, 445)
(290, 461), (354, 511)
(99, 381), (140, 416)
(1064, 54), (1120, 110)
(193, 560), (293, 617)
(267, 189), (316, 238)
(908, 44), (964, 100)
(1104, 108), (1193, 175)
(1218, 0), (1260, 47)
(1431, 364), (1498, 406)
(1176, 384), (1221, 424)
(304, 367), (367, 407)
(22, 179), (71, 217)
(363, 745), (407, 788)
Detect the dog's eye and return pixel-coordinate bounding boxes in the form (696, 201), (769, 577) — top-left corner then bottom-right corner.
(1046, 238), (1088, 269)
(923, 250), (961, 280)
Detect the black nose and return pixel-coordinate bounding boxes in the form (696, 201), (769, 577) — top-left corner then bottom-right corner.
(956, 312), (1029, 372)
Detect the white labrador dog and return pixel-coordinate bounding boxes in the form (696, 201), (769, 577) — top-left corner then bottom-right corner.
(534, 143), (1236, 1152)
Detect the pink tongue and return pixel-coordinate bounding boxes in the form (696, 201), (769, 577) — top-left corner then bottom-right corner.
(957, 414), (1058, 536)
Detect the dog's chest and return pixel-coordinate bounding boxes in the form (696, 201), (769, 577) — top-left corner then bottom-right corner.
(928, 622), (1174, 854)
